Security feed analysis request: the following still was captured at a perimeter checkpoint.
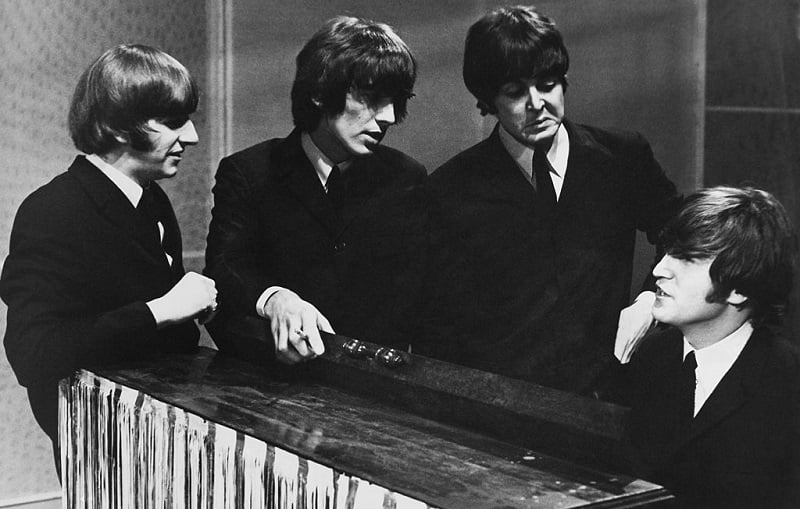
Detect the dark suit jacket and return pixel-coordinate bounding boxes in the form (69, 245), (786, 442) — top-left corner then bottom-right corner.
(204, 129), (428, 359)
(625, 326), (800, 508)
(0, 156), (199, 445)
(422, 120), (680, 394)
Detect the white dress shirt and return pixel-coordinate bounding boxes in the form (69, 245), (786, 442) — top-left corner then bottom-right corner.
(498, 122), (570, 200)
(86, 154), (143, 207)
(300, 131), (352, 191)
(683, 320), (753, 416)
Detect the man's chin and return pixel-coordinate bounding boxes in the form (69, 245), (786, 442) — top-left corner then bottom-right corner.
(651, 310), (672, 326)
(350, 144), (377, 157)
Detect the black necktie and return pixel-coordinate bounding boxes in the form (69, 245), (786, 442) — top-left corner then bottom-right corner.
(533, 150), (557, 212)
(327, 165), (345, 211)
(679, 350), (697, 433)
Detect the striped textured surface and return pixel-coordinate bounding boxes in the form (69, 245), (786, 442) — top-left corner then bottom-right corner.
(59, 370), (431, 509)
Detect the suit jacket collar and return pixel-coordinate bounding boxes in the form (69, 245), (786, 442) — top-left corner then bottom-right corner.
(475, 125), (539, 213)
(272, 129), (395, 237)
(70, 155), (136, 217)
(643, 326), (769, 450)
(68, 156), (178, 273)
(477, 119), (616, 212)
(272, 130), (339, 235)
(558, 119), (614, 207)
(684, 327), (769, 444)
(338, 149), (397, 230)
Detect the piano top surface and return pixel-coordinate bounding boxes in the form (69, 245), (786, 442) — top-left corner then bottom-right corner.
(88, 346), (667, 508)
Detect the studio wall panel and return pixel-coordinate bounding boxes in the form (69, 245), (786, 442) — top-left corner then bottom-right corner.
(0, 0), (208, 500)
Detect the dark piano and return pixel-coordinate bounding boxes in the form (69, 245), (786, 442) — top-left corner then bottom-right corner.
(59, 333), (672, 508)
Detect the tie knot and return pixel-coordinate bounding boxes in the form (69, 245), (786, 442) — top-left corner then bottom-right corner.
(533, 150), (550, 174)
(328, 165), (341, 180)
(137, 187), (158, 219)
(683, 350), (697, 371)
(326, 165), (345, 209)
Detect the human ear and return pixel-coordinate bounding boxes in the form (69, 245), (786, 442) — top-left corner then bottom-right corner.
(726, 289), (748, 307)
(477, 100), (496, 116)
(111, 130), (129, 145)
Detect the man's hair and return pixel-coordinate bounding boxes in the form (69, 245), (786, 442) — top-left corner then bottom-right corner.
(660, 186), (797, 326)
(68, 44), (198, 154)
(463, 5), (569, 115)
(291, 16), (417, 131)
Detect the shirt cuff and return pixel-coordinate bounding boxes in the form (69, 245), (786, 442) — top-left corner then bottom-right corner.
(256, 286), (285, 318)
(146, 299), (168, 327)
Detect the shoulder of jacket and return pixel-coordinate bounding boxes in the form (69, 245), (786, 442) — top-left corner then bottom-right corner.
(430, 136), (498, 181)
(371, 144), (427, 176)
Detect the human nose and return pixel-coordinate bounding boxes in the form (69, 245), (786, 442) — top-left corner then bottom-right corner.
(652, 254), (673, 279)
(374, 101), (396, 128)
(527, 86), (545, 111)
(179, 120), (199, 145)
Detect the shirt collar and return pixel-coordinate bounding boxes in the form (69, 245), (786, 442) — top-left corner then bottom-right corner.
(683, 320), (753, 388)
(498, 122), (569, 182)
(300, 131), (352, 187)
(85, 153), (143, 207)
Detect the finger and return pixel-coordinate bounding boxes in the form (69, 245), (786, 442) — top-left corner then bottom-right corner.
(288, 320), (312, 358)
(198, 306), (218, 325)
(622, 333), (642, 363)
(316, 311), (335, 334)
(298, 310), (325, 356)
(303, 325), (325, 357)
(614, 333), (624, 360)
(615, 341), (629, 363)
(274, 319), (290, 357)
(276, 346), (303, 365)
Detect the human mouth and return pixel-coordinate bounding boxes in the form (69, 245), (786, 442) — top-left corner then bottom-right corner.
(526, 118), (553, 131)
(363, 131), (384, 144)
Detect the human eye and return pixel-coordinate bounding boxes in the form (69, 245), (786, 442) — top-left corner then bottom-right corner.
(394, 90), (415, 103)
(352, 87), (380, 107)
(536, 78), (558, 92)
(499, 82), (526, 98)
(159, 115), (190, 129)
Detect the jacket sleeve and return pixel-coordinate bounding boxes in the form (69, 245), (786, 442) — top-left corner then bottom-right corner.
(0, 196), (159, 387)
(627, 133), (682, 241)
(204, 156), (276, 317)
(629, 133), (683, 292)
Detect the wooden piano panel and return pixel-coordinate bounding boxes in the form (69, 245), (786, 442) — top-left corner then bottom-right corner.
(59, 339), (671, 508)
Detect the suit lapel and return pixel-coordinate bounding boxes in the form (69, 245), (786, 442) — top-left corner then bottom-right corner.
(649, 330), (686, 442)
(273, 131), (340, 236)
(682, 329), (767, 445)
(69, 156), (180, 274)
(69, 156), (168, 268)
(334, 152), (394, 237)
(70, 156), (137, 231)
(478, 126), (538, 213)
(558, 119), (614, 208)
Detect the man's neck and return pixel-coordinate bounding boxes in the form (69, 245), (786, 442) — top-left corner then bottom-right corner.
(308, 127), (350, 165)
(96, 148), (151, 187)
(682, 309), (751, 350)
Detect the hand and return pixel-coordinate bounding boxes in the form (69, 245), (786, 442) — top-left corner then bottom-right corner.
(147, 272), (217, 328)
(197, 303), (219, 325)
(263, 288), (334, 364)
(614, 291), (656, 364)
